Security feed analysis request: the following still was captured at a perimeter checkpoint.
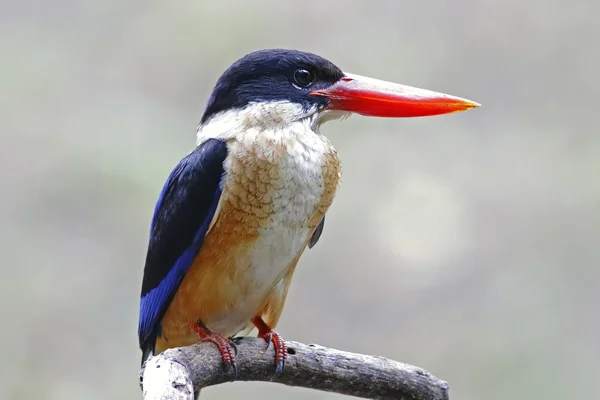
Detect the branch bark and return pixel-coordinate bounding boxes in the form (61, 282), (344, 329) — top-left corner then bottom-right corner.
(140, 338), (449, 400)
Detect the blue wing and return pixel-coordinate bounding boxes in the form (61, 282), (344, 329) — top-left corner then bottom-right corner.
(308, 216), (325, 248)
(138, 138), (228, 361)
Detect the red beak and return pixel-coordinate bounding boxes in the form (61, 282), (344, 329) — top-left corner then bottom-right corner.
(310, 73), (480, 118)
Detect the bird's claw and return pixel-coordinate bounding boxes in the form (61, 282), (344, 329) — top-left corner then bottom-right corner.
(190, 322), (238, 381)
(261, 330), (286, 380)
(229, 339), (238, 356)
(213, 338), (238, 381)
(223, 358), (239, 381)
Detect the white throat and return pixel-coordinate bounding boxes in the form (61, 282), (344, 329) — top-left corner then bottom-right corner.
(196, 101), (349, 145)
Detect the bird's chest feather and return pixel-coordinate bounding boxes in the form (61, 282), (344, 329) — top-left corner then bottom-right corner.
(217, 128), (341, 289)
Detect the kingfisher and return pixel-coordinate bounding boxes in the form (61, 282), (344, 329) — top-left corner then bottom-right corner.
(138, 49), (479, 377)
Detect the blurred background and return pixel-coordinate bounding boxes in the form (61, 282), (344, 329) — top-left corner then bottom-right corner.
(2, 1), (599, 399)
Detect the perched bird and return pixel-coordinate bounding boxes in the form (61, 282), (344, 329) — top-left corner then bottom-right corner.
(138, 49), (479, 376)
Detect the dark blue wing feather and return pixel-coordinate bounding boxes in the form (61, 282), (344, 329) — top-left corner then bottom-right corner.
(138, 138), (228, 358)
(308, 216), (325, 249)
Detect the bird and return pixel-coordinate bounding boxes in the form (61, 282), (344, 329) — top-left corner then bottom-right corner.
(138, 49), (479, 378)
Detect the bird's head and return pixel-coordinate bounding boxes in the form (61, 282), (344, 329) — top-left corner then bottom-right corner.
(198, 49), (479, 133)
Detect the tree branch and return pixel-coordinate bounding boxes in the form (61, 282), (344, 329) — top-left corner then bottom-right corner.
(140, 338), (449, 400)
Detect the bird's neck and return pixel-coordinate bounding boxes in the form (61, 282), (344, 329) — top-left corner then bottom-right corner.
(196, 102), (320, 145)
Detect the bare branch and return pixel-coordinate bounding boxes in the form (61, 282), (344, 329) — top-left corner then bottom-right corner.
(140, 338), (449, 400)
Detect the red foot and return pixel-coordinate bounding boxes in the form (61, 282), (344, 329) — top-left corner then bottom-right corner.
(189, 322), (238, 380)
(251, 316), (286, 378)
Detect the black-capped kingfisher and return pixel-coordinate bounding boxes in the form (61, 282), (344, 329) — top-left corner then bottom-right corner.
(138, 49), (479, 377)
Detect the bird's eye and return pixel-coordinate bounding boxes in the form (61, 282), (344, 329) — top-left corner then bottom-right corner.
(293, 69), (315, 88)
